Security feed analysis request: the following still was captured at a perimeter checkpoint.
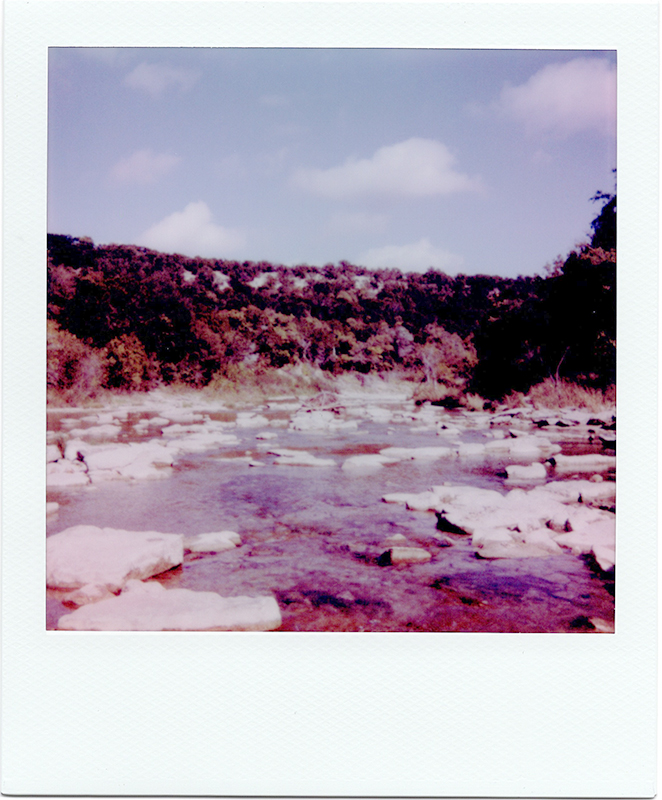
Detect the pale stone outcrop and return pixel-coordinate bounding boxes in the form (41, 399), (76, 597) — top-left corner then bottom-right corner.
(57, 580), (282, 631)
(47, 526), (184, 592)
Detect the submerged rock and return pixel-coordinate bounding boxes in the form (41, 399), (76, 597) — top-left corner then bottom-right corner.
(47, 525), (184, 592)
(57, 580), (282, 631)
(185, 531), (241, 553)
(380, 446), (454, 461)
(341, 454), (399, 473)
(269, 448), (336, 467)
(236, 412), (269, 428)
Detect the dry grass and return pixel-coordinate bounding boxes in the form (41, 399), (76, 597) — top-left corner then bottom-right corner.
(503, 379), (615, 412)
(462, 393), (486, 412)
(202, 363), (337, 404)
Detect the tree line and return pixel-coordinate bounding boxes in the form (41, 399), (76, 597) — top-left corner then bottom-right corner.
(47, 192), (615, 402)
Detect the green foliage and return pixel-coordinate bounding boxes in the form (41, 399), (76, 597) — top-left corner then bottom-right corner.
(47, 189), (615, 403)
(47, 320), (107, 401)
(105, 333), (155, 391)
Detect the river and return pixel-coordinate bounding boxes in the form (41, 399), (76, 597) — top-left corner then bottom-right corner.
(46, 394), (615, 632)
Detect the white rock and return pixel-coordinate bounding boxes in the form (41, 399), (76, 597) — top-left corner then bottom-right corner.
(46, 463), (90, 487)
(341, 454), (398, 473)
(58, 580), (282, 631)
(64, 438), (93, 461)
(365, 406), (393, 424)
(46, 502), (60, 516)
(270, 448), (336, 467)
(473, 526), (563, 558)
(405, 491), (445, 512)
(552, 513), (615, 561)
(236, 413), (269, 428)
(169, 432), (241, 452)
(147, 416), (169, 426)
(550, 454), (616, 473)
(47, 526), (184, 592)
(46, 444), (62, 463)
(386, 547), (432, 565)
(436, 425), (462, 437)
(161, 411), (204, 424)
(457, 443), (486, 457)
(289, 410), (335, 431)
(505, 463), (547, 481)
(186, 531), (241, 553)
(534, 480), (616, 506)
(68, 423), (122, 439)
(61, 583), (113, 606)
(590, 617), (615, 633)
(592, 544), (616, 572)
(432, 484), (506, 510)
(379, 446), (454, 461)
(84, 444), (139, 471)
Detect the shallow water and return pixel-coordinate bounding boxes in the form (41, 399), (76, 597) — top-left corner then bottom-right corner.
(46, 404), (615, 632)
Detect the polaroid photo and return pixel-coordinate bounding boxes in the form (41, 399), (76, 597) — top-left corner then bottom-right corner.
(2, 1), (658, 796)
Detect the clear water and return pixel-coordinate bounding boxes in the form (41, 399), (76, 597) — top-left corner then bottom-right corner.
(46, 406), (615, 632)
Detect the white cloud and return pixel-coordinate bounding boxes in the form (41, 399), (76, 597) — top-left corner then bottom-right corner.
(138, 201), (245, 258)
(291, 138), (482, 199)
(496, 58), (616, 137)
(110, 149), (180, 185)
(359, 238), (464, 274)
(124, 62), (199, 96)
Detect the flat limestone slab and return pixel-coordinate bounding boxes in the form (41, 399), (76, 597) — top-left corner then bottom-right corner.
(47, 525), (184, 592)
(58, 580), (282, 631)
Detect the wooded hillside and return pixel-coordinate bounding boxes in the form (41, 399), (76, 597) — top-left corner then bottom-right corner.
(47, 194), (615, 402)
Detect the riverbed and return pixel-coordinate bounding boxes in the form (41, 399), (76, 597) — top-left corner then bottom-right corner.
(46, 392), (615, 632)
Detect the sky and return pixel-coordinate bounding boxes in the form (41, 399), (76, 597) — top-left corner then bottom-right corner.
(48, 48), (616, 278)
